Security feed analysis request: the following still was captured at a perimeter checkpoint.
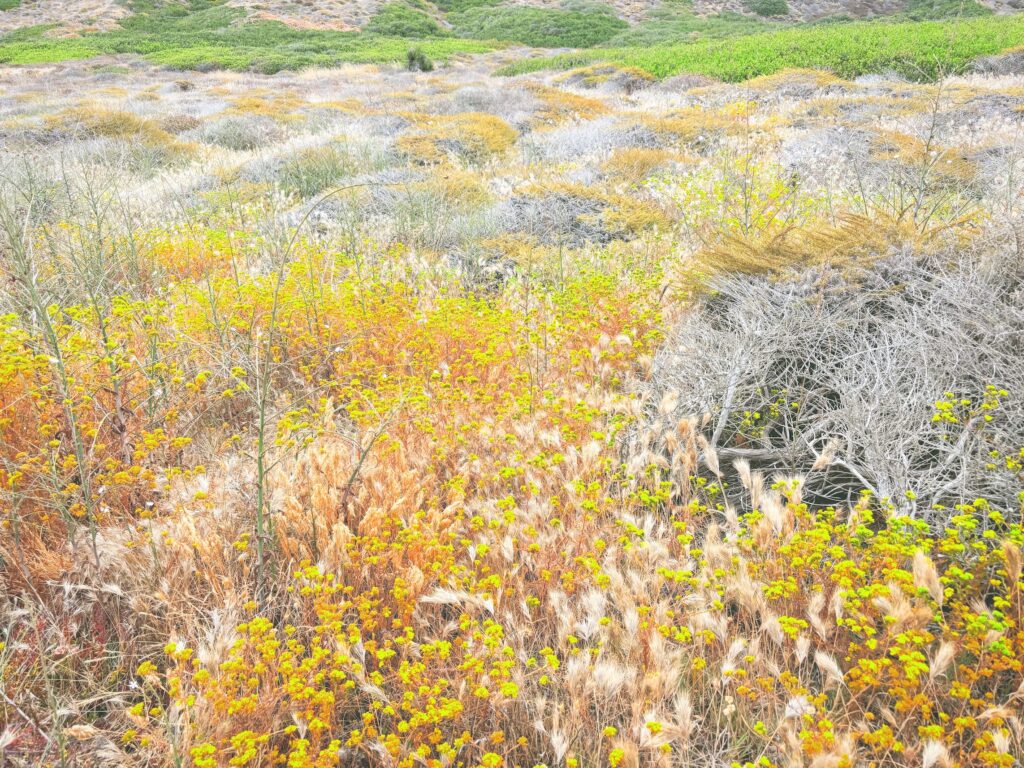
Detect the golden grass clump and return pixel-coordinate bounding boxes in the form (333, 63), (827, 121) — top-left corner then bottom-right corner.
(602, 147), (674, 184)
(530, 84), (610, 125)
(870, 129), (976, 183)
(555, 63), (655, 93)
(397, 112), (518, 164)
(48, 106), (167, 140)
(419, 166), (492, 208)
(743, 67), (850, 92)
(674, 208), (982, 296)
(480, 232), (563, 269)
(643, 105), (751, 143)
(46, 106), (195, 158)
(228, 91), (307, 121)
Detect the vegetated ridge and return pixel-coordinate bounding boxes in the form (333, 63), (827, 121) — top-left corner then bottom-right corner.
(2, 0), (1020, 37)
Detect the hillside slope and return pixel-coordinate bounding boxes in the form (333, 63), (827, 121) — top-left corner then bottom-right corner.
(0, 0), (128, 33)
(2, 0), (1021, 36)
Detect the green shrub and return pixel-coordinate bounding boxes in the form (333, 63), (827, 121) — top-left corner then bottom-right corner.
(744, 0), (789, 17)
(450, 6), (628, 48)
(365, 3), (446, 38)
(406, 46), (434, 71)
(497, 14), (1024, 81)
(432, 0), (500, 12)
(606, 10), (772, 46)
(279, 145), (355, 198)
(0, 0), (492, 70)
(0, 0), (22, 10)
(903, 0), (992, 19)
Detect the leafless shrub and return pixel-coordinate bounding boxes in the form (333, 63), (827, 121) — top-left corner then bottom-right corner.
(155, 114), (202, 134)
(641, 251), (1024, 521)
(652, 73), (720, 94)
(442, 85), (539, 131)
(355, 169), (431, 219)
(972, 50), (1024, 77)
(778, 126), (873, 188)
(521, 117), (660, 164)
(491, 191), (608, 246)
(345, 114), (410, 140)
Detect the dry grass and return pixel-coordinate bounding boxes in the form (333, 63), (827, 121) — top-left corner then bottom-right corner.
(602, 147), (675, 183)
(397, 111), (519, 164)
(530, 84), (611, 125)
(0, 51), (1022, 768)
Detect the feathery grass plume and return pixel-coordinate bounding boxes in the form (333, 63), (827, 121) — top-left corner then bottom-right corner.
(913, 549), (944, 606)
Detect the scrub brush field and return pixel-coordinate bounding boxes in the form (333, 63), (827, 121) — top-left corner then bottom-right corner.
(1, 1), (1024, 767)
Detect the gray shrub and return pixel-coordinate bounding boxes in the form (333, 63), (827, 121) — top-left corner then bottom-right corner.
(641, 252), (1024, 522)
(187, 115), (281, 151)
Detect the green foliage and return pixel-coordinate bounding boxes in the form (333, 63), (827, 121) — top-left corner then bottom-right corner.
(0, 0), (22, 10)
(903, 0), (992, 19)
(118, 0), (239, 32)
(365, 3), (446, 38)
(432, 0), (500, 12)
(278, 146), (355, 198)
(605, 10), (773, 46)
(0, 0), (490, 72)
(497, 14), (1024, 80)
(406, 45), (434, 71)
(450, 6), (628, 48)
(744, 0), (789, 17)
(0, 25), (106, 63)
